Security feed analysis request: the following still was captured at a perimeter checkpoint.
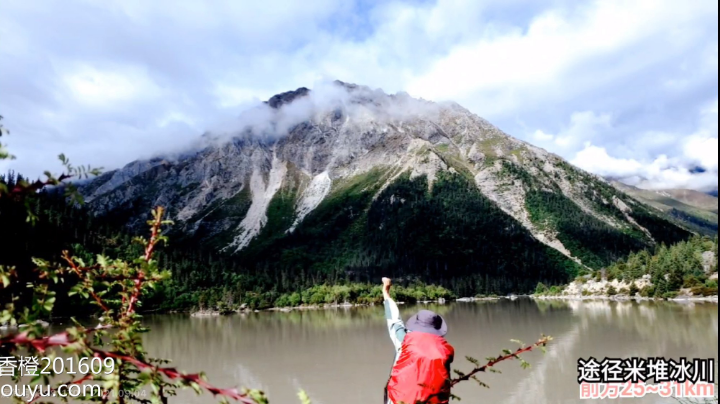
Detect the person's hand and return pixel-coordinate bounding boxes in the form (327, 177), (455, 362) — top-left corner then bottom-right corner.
(382, 277), (392, 300)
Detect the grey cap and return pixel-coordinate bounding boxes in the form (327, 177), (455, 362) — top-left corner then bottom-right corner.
(406, 310), (448, 337)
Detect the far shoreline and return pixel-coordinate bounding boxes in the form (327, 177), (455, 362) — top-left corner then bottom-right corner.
(184, 294), (718, 317)
(530, 294), (718, 303)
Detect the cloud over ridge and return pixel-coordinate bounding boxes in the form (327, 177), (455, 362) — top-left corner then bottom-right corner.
(0, 0), (717, 191)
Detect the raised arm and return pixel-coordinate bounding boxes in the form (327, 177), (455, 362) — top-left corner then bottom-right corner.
(383, 277), (407, 354)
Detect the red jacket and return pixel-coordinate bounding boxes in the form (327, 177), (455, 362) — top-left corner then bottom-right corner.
(387, 332), (454, 404)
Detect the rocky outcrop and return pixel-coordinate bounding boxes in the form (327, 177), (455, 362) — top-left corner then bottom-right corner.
(563, 276), (652, 296)
(703, 251), (717, 273)
(225, 152), (287, 252)
(265, 87), (310, 109)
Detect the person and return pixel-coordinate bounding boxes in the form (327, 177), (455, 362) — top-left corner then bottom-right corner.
(382, 277), (454, 404)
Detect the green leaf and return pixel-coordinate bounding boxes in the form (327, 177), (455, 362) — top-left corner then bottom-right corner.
(31, 257), (49, 267)
(297, 390), (312, 404)
(465, 356), (480, 367)
(44, 297), (56, 312)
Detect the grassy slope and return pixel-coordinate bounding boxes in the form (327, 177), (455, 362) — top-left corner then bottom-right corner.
(612, 182), (718, 236)
(662, 189), (718, 212)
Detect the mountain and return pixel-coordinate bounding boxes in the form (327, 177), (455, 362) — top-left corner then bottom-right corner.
(611, 182), (718, 236)
(661, 189), (718, 212)
(80, 81), (691, 295)
(709, 190), (718, 197)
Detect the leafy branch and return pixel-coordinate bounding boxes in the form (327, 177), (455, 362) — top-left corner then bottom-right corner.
(450, 336), (553, 389)
(0, 115), (12, 161)
(0, 116), (101, 223)
(1, 207), (273, 403)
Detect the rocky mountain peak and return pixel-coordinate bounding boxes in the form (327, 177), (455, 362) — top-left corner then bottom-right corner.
(81, 82), (691, 268)
(264, 87), (311, 109)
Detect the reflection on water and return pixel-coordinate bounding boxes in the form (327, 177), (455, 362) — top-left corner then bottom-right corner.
(142, 300), (718, 404)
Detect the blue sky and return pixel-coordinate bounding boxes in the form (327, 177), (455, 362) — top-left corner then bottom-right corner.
(0, 0), (717, 190)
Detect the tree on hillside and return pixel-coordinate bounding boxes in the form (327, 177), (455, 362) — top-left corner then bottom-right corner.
(603, 233), (718, 298)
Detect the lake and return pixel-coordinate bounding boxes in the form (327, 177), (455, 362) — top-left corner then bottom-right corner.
(142, 299), (718, 404)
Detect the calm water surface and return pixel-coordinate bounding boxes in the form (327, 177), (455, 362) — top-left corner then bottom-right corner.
(143, 300), (718, 404)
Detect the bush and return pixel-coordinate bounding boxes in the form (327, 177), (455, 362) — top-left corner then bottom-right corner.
(706, 279), (718, 289)
(575, 276), (587, 284)
(639, 286), (655, 298)
(274, 294), (290, 308)
(309, 292), (326, 305)
(662, 291), (679, 300)
(288, 292), (302, 307)
(690, 286), (718, 297)
(683, 275), (704, 288)
(628, 283), (640, 296)
(535, 282), (549, 295)
(607, 286), (618, 296)
(216, 300), (235, 315)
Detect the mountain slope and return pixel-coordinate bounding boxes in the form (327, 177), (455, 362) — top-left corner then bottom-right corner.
(662, 189), (719, 212)
(81, 81), (691, 294)
(612, 182), (718, 236)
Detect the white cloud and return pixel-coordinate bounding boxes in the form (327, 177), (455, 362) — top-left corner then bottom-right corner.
(213, 86), (264, 109)
(405, 0), (716, 116)
(572, 144), (717, 191)
(545, 97), (719, 191)
(530, 111), (612, 151)
(684, 135), (718, 172)
(0, 0), (717, 192)
(63, 65), (159, 106)
(533, 130), (554, 142)
(572, 143), (644, 178)
(567, 101), (718, 190)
